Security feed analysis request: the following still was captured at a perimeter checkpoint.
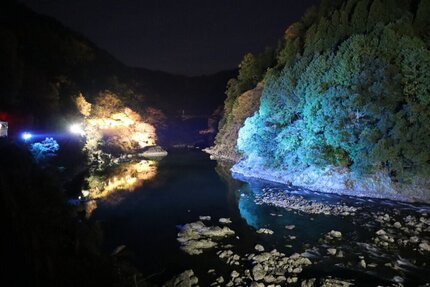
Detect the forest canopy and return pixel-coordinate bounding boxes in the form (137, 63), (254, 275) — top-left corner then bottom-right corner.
(220, 0), (430, 182)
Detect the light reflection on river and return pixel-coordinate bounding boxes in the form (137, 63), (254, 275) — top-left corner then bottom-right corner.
(88, 150), (430, 286)
(83, 159), (158, 217)
(87, 160), (158, 198)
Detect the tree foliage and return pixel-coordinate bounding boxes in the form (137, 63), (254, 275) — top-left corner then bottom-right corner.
(30, 137), (60, 164)
(215, 48), (276, 145)
(232, 0), (430, 182)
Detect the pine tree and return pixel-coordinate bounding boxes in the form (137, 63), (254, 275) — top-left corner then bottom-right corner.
(414, 0), (430, 45)
(367, 0), (386, 30)
(351, 0), (370, 33)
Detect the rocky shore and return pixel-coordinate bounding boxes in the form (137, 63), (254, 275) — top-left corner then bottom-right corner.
(166, 194), (430, 287)
(177, 221), (235, 255)
(255, 190), (360, 216)
(172, 217), (318, 286)
(232, 159), (430, 204)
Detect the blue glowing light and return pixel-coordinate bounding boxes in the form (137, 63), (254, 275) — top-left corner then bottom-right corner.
(22, 132), (33, 141)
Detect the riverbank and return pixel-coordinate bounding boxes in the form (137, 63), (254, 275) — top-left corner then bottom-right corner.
(231, 159), (430, 204)
(90, 150), (430, 286)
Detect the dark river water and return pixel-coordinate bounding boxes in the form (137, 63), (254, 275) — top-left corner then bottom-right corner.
(89, 150), (430, 286)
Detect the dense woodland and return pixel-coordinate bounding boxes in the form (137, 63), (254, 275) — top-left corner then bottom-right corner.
(217, 0), (430, 182)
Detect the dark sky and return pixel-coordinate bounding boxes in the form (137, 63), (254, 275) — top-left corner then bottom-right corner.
(21, 0), (317, 75)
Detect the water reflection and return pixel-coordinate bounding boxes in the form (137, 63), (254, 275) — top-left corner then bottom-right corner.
(215, 162), (268, 229)
(88, 160), (158, 199)
(83, 159), (158, 217)
(87, 151), (430, 285)
(84, 200), (98, 219)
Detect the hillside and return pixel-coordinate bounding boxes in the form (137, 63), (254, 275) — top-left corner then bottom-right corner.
(211, 0), (430, 202)
(133, 68), (235, 116)
(0, 0), (134, 132)
(132, 68), (235, 147)
(0, 0), (232, 147)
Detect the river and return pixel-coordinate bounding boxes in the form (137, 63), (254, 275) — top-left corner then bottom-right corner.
(88, 149), (430, 286)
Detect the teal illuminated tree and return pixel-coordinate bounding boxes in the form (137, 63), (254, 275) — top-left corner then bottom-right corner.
(230, 0), (430, 182)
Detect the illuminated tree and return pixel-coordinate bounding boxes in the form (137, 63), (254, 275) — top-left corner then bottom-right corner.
(75, 93), (91, 116)
(30, 138), (60, 164)
(351, 0), (369, 33)
(74, 92), (158, 166)
(92, 91), (123, 118)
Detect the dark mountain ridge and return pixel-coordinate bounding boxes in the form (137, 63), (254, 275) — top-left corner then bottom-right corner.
(0, 0), (234, 145)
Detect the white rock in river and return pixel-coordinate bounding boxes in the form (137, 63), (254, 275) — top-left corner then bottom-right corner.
(285, 225), (295, 230)
(419, 241), (430, 252)
(327, 248), (337, 256)
(257, 228), (274, 235)
(410, 236), (420, 243)
(180, 239), (217, 255)
(253, 252), (272, 263)
(301, 278), (316, 287)
(263, 274), (276, 283)
(163, 269), (198, 287)
(219, 218), (232, 224)
(393, 276), (404, 283)
(199, 216), (211, 221)
(321, 278), (353, 287)
(252, 264), (266, 281)
(231, 270), (239, 278)
(329, 230), (342, 238)
(296, 257), (312, 266)
(177, 221), (235, 255)
(376, 229), (386, 236)
(216, 276), (224, 283)
(255, 244), (265, 252)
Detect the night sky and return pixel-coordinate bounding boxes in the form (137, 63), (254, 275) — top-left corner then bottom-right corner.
(20, 0), (317, 75)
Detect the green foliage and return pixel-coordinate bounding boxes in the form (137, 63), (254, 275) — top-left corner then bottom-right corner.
(367, 0), (385, 29)
(235, 0), (430, 181)
(216, 48), (275, 145)
(351, 0), (369, 33)
(414, 0), (430, 45)
(30, 137), (60, 164)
